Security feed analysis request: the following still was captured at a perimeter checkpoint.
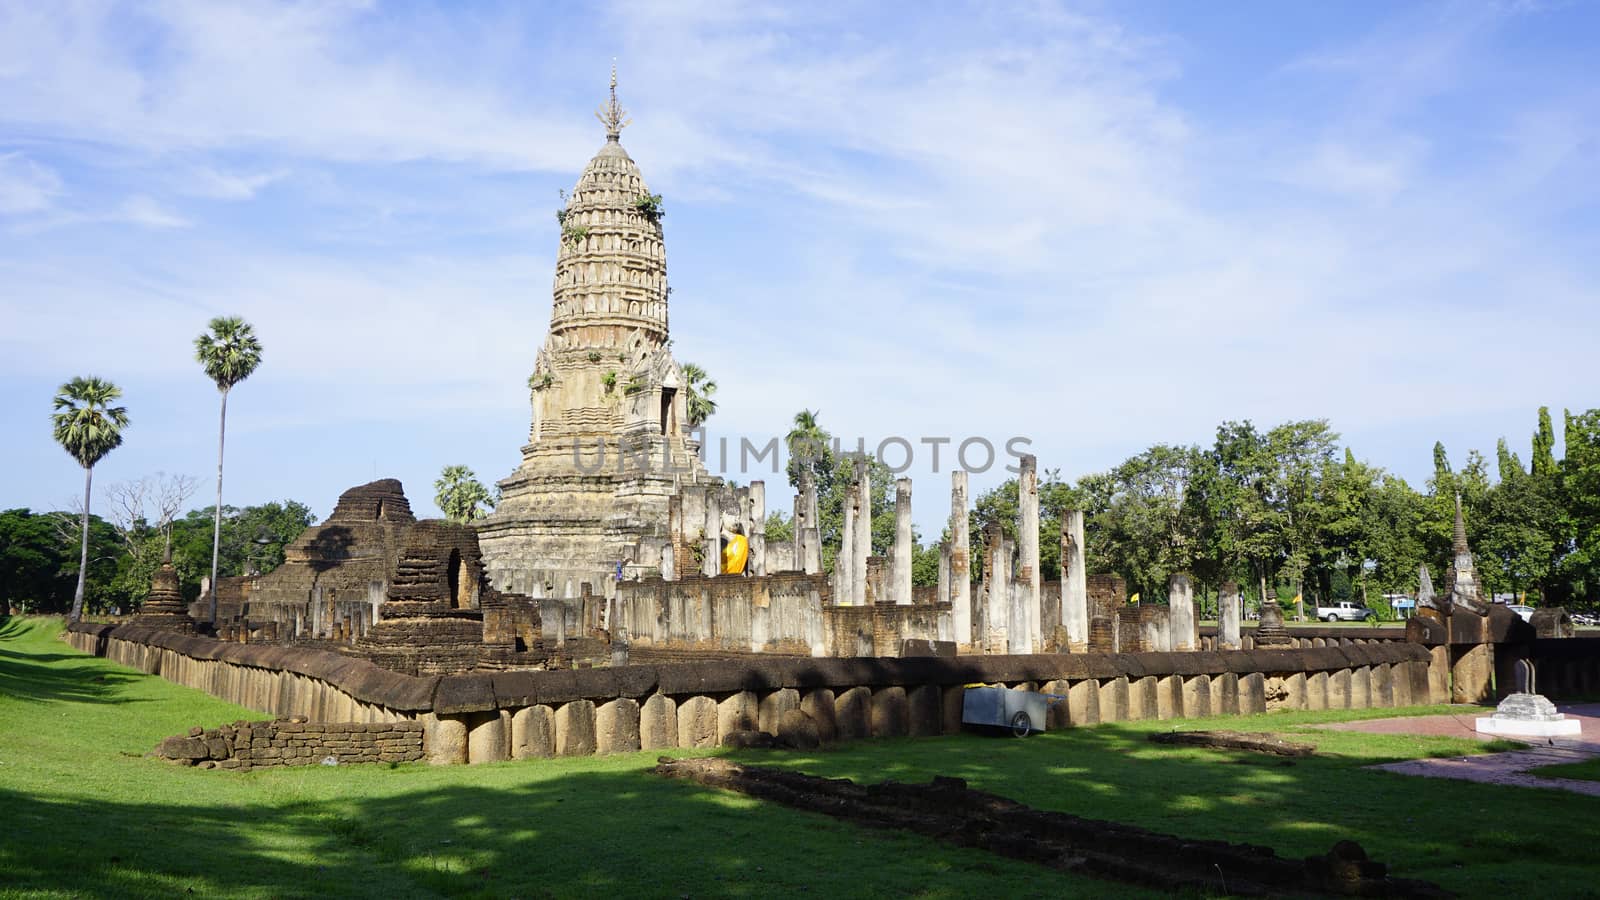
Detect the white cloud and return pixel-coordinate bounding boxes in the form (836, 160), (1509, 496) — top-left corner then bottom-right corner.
(183, 166), (287, 200)
(0, 152), (61, 214)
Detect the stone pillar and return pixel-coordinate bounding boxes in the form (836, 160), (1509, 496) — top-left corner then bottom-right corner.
(1168, 573), (1197, 652)
(836, 483), (857, 605)
(936, 540), (950, 610)
(703, 492), (720, 578)
(748, 480), (766, 576)
(1018, 455), (1040, 653)
(1061, 509), (1087, 653)
(951, 470), (972, 647)
(985, 523), (1010, 652)
(852, 456), (871, 606)
(801, 527), (822, 575)
(1218, 580), (1241, 650)
(892, 478), (913, 606)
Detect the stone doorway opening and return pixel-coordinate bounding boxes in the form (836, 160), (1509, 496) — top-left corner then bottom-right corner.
(660, 386), (677, 435)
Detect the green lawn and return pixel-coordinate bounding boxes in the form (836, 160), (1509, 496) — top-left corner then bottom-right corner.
(5, 616), (1599, 898)
(1531, 757), (1600, 783)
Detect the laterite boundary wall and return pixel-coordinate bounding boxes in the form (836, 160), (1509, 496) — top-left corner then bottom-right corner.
(64, 622), (1440, 766)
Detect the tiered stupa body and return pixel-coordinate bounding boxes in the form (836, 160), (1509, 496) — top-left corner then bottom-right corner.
(479, 74), (711, 598)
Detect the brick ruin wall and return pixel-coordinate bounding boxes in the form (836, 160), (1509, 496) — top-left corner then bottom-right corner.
(64, 621), (1554, 768)
(154, 719), (424, 770)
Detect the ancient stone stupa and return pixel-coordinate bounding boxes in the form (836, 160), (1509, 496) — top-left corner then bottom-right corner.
(130, 548), (195, 633)
(479, 68), (710, 599)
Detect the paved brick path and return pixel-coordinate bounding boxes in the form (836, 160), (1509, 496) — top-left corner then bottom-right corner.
(1318, 704), (1600, 796)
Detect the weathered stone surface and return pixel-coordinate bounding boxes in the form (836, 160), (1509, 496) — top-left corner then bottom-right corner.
(511, 705), (555, 759)
(870, 686), (909, 738)
(1129, 676), (1160, 720)
(467, 711), (508, 764)
(836, 687), (871, 741)
(1210, 673), (1240, 716)
(801, 689), (838, 743)
(757, 688), (800, 735)
(677, 695), (718, 749)
(907, 685), (942, 737)
(555, 700), (597, 757)
(1068, 680), (1100, 726)
(640, 694), (677, 750)
(1239, 672), (1267, 715)
(426, 713), (467, 766)
(596, 699), (641, 754)
(777, 709), (821, 750)
(1181, 676), (1211, 719)
(717, 691), (759, 743)
(1099, 677), (1130, 723)
(1306, 671), (1329, 711)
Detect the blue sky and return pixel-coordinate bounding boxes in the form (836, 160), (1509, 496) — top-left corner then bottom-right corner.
(2, 0), (1597, 538)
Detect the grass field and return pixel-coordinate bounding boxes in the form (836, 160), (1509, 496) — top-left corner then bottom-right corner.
(4, 616), (1598, 898)
(1531, 757), (1600, 783)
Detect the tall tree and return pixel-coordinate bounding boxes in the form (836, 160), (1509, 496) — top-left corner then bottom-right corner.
(194, 316), (263, 625)
(51, 377), (129, 621)
(680, 362), (717, 427)
(1532, 406), (1557, 477)
(435, 465), (493, 523)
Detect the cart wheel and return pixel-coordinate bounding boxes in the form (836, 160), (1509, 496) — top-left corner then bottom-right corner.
(1009, 711), (1032, 737)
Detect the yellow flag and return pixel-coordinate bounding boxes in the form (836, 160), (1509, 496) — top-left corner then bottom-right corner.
(1129, 592), (1141, 605)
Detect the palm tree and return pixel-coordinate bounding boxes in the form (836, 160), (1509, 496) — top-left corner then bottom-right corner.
(435, 465), (493, 523)
(51, 377), (130, 622)
(680, 362), (717, 427)
(195, 316), (263, 626)
(785, 408), (831, 490)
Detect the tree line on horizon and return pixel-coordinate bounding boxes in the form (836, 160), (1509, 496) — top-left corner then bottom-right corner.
(763, 407), (1600, 616)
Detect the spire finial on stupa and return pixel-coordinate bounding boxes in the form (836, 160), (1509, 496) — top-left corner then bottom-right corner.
(1452, 491), (1469, 555)
(595, 60), (631, 142)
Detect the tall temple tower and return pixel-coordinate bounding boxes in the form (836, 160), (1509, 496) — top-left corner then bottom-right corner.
(479, 68), (711, 599)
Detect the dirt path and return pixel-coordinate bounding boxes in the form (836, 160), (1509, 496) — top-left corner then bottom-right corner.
(1314, 704), (1600, 796)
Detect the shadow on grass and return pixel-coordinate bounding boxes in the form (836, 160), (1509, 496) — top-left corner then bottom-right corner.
(731, 723), (1600, 896)
(0, 762), (1118, 900)
(0, 617), (148, 705)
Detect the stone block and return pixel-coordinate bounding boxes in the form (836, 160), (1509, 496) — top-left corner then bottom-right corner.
(640, 695), (678, 751)
(1210, 673), (1239, 716)
(1239, 672), (1266, 715)
(1452, 644), (1494, 704)
(555, 700), (597, 757)
(717, 691), (759, 743)
(907, 685), (942, 737)
(940, 685), (964, 735)
(1429, 646), (1452, 704)
(835, 686), (871, 741)
(1373, 663), (1394, 708)
(511, 705), (555, 759)
(1283, 672), (1307, 711)
(777, 709), (821, 749)
(677, 696), (719, 749)
(1391, 665), (1413, 707)
(596, 699), (641, 755)
(1129, 676), (1160, 720)
(1328, 669), (1351, 709)
(758, 689), (800, 735)
(1351, 666), (1372, 709)
(1043, 680), (1071, 729)
(801, 689), (838, 743)
(1068, 680), (1100, 726)
(870, 687), (909, 738)
(1181, 676), (1211, 719)
(1099, 677), (1130, 723)
(1156, 676), (1179, 720)
(424, 713), (467, 766)
(1306, 671), (1329, 711)
(467, 712), (508, 764)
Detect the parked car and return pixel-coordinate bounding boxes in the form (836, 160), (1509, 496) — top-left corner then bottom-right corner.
(1505, 604), (1536, 623)
(1316, 600), (1376, 623)
(1572, 612), (1598, 627)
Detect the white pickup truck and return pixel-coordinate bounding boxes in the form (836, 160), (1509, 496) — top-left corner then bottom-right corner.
(1316, 600), (1376, 623)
